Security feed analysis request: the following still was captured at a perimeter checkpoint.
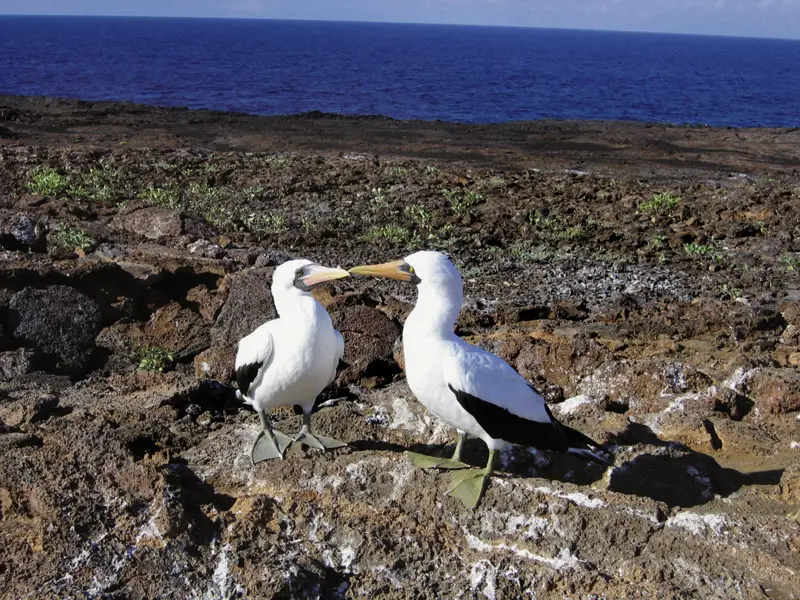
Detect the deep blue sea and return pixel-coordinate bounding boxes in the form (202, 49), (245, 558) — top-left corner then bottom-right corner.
(1, 16), (799, 127)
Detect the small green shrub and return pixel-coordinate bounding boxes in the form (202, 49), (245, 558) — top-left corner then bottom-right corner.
(638, 193), (681, 215)
(135, 346), (174, 372)
(27, 166), (71, 196)
(526, 211), (584, 242)
(141, 186), (180, 208)
(442, 188), (483, 215)
(404, 203), (434, 232)
(362, 225), (417, 245)
(683, 242), (719, 260)
(49, 226), (95, 252)
(246, 212), (287, 235)
(70, 167), (116, 202)
(385, 166), (409, 177)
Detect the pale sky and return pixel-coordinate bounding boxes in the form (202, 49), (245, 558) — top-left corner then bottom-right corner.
(1, 0), (799, 39)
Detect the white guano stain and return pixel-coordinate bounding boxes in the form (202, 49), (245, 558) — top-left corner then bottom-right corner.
(464, 530), (583, 570)
(665, 512), (728, 536)
(534, 486), (607, 509)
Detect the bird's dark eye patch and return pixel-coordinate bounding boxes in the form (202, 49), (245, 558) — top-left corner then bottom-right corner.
(293, 266), (310, 290)
(400, 262), (422, 284)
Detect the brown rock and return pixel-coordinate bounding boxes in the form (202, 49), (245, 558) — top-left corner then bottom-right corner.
(780, 302), (800, 327)
(186, 284), (227, 323)
(194, 345), (235, 382)
(0, 392), (59, 428)
(781, 464), (800, 504)
(112, 206), (183, 241)
(0, 348), (38, 381)
(329, 303), (401, 386)
(746, 368), (800, 414)
(142, 302), (211, 362)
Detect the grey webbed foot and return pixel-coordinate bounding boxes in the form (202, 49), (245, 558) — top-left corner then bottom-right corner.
(293, 412), (348, 452)
(251, 428), (293, 464)
(407, 451), (469, 470)
(295, 430), (347, 451)
(445, 449), (497, 509)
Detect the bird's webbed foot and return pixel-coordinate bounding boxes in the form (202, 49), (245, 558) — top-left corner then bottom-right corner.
(445, 448), (497, 509)
(406, 452), (469, 470)
(293, 415), (347, 452)
(445, 468), (490, 509)
(294, 429), (347, 451)
(251, 428), (293, 464)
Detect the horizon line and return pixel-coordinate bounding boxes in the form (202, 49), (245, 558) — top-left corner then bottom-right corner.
(1, 13), (798, 42)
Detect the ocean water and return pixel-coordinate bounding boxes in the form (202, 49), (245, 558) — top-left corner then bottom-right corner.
(1, 15), (799, 127)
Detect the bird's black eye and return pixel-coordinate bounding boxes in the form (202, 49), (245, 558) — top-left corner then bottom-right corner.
(295, 267), (305, 279)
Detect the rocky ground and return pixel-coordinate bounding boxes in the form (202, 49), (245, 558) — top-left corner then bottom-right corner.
(1, 95), (799, 599)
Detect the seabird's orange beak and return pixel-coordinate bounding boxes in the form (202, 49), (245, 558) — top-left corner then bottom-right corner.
(349, 259), (417, 282)
(298, 264), (350, 288)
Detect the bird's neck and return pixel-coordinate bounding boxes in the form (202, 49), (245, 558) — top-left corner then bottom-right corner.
(405, 284), (462, 340)
(275, 290), (326, 323)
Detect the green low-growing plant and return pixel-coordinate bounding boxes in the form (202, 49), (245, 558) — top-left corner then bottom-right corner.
(135, 346), (174, 372)
(646, 234), (668, 251)
(526, 211), (584, 242)
(683, 242), (719, 259)
(372, 187), (389, 204)
(187, 181), (224, 202)
(442, 188), (483, 215)
(49, 226), (95, 252)
(385, 166), (409, 177)
(362, 224), (417, 245)
(246, 212), (287, 235)
(301, 214), (315, 232)
(719, 283), (743, 301)
(245, 186), (265, 201)
(507, 241), (559, 263)
(638, 192), (681, 215)
(424, 165), (440, 176)
(69, 167), (116, 202)
(141, 185), (180, 208)
(782, 255), (800, 271)
(266, 155), (291, 168)
(404, 203), (434, 232)
(27, 166), (71, 196)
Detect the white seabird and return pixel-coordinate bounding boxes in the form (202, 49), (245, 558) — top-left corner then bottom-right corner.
(235, 258), (350, 464)
(350, 250), (610, 508)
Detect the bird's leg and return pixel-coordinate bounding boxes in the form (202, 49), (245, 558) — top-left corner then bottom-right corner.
(452, 430), (466, 462)
(446, 449), (497, 509)
(293, 409), (347, 451)
(251, 410), (293, 464)
(407, 431), (469, 470)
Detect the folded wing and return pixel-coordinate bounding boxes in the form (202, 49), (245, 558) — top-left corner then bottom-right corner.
(234, 321), (276, 399)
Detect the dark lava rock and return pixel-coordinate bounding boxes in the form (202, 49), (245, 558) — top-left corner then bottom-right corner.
(211, 267), (277, 346)
(0, 348), (38, 381)
(7, 286), (102, 377)
(330, 302), (401, 386)
(1, 214), (46, 251)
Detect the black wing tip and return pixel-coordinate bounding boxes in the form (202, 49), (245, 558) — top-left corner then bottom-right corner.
(235, 361), (262, 397)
